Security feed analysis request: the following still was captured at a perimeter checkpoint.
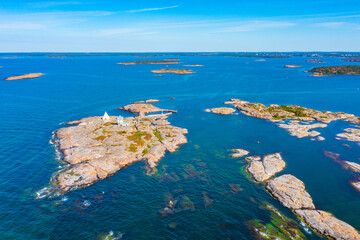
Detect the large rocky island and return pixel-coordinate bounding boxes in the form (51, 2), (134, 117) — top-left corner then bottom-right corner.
(5, 73), (44, 80)
(308, 65), (360, 76)
(39, 103), (188, 197)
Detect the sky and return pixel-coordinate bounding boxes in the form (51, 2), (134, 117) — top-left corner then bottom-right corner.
(0, 0), (359, 52)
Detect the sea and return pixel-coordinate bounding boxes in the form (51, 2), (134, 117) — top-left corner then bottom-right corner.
(0, 53), (359, 239)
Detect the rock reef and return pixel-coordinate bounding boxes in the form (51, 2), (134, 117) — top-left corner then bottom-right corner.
(151, 69), (195, 74)
(247, 153), (286, 182)
(5, 73), (44, 80)
(295, 210), (360, 240)
(336, 128), (360, 142)
(41, 104), (188, 196)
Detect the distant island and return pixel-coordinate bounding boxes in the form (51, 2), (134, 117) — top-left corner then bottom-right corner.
(5, 73), (44, 81)
(342, 58), (360, 62)
(308, 65), (360, 76)
(117, 60), (180, 65)
(151, 69), (195, 74)
(306, 59), (325, 63)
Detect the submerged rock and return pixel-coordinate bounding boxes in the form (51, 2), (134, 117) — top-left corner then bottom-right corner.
(230, 149), (249, 158)
(266, 174), (315, 210)
(247, 153), (286, 182)
(344, 161), (360, 173)
(40, 107), (188, 196)
(295, 209), (360, 240)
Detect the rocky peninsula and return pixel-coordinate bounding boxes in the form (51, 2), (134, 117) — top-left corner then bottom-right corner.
(151, 69), (195, 74)
(5, 73), (44, 80)
(40, 103), (188, 196)
(308, 65), (360, 76)
(117, 60), (180, 65)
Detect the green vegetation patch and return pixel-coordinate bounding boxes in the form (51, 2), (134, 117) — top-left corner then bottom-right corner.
(153, 129), (164, 141)
(127, 131), (152, 146)
(128, 143), (137, 152)
(93, 135), (106, 141)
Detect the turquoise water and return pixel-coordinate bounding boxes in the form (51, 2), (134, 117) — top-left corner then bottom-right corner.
(0, 54), (359, 239)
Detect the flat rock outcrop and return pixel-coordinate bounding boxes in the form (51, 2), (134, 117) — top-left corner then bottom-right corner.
(5, 73), (44, 80)
(230, 149), (249, 158)
(118, 103), (177, 116)
(277, 121), (327, 138)
(117, 60), (180, 65)
(266, 174), (315, 209)
(205, 107), (236, 115)
(247, 153), (286, 182)
(39, 108), (188, 196)
(295, 210), (360, 240)
(336, 128), (360, 142)
(151, 69), (195, 74)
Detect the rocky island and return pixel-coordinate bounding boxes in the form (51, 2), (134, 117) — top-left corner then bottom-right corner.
(39, 103), (188, 196)
(151, 69), (195, 74)
(222, 98), (360, 139)
(336, 128), (360, 142)
(308, 65), (360, 76)
(117, 60), (180, 65)
(183, 64), (204, 67)
(5, 73), (44, 80)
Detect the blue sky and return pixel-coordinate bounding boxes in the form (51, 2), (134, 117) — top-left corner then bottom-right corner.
(0, 0), (359, 52)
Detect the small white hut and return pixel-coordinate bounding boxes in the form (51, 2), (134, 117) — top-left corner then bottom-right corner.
(102, 111), (110, 120)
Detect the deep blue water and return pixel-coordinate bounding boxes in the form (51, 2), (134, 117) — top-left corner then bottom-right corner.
(0, 54), (359, 239)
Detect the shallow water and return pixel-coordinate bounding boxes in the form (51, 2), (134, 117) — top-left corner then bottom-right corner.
(0, 54), (359, 239)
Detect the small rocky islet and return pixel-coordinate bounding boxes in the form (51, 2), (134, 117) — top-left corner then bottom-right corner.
(38, 102), (188, 197)
(151, 69), (195, 74)
(5, 73), (44, 80)
(117, 60), (180, 65)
